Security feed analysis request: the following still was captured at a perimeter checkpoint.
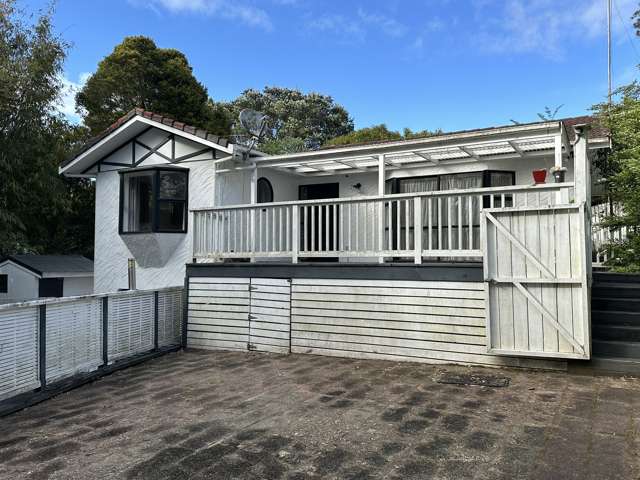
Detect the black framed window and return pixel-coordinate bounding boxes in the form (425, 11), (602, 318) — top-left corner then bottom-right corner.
(0, 274), (7, 293)
(120, 167), (188, 234)
(257, 177), (274, 203)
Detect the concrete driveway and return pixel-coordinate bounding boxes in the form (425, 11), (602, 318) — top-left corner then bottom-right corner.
(1, 350), (639, 480)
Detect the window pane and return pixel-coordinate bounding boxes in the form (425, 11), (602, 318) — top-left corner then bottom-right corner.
(158, 201), (186, 231)
(159, 171), (187, 200)
(123, 173), (154, 232)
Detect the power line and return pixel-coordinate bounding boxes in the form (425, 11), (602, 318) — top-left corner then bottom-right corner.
(613, 0), (640, 65)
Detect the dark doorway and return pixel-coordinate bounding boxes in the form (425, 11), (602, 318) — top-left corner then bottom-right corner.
(299, 183), (339, 260)
(39, 278), (63, 298)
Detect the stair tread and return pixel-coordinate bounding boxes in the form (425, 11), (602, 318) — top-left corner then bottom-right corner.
(593, 282), (640, 289)
(593, 339), (640, 345)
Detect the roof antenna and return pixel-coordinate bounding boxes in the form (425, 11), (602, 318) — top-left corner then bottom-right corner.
(235, 109), (269, 161)
(608, 0), (612, 104)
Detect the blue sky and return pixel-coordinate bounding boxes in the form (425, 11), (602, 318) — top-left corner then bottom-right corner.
(28, 0), (640, 132)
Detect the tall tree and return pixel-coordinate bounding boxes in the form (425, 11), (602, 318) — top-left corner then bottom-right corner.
(325, 124), (440, 147)
(227, 87), (354, 153)
(76, 36), (229, 136)
(0, 0), (94, 257)
(593, 82), (640, 271)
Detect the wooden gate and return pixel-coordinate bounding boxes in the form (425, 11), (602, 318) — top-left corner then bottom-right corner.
(248, 278), (291, 354)
(481, 204), (591, 360)
(187, 277), (291, 354)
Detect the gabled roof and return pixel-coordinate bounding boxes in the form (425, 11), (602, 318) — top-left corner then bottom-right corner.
(60, 108), (234, 176)
(1, 255), (94, 277)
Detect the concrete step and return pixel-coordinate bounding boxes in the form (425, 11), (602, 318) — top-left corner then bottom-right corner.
(592, 283), (640, 299)
(592, 297), (640, 313)
(592, 310), (640, 327)
(592, 340), (640, 359)
(592, 324), (640, 343)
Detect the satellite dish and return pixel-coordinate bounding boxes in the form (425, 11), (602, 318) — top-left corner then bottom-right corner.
(235, 109), (269, 162)
(239, 109), (268, 138)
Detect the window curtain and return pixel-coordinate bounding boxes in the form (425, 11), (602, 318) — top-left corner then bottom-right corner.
(438, 173), (483, 249)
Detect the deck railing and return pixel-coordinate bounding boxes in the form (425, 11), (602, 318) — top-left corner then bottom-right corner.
(192, 183), (575, 263)
(0, 287), (183, 402)
(592, 200), (627, 266)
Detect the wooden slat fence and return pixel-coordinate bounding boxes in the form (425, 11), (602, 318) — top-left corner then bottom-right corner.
(0, 287), (183, 402)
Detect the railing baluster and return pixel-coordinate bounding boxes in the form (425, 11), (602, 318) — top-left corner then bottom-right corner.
(292, 205), (298, 263)
(428, 197), (433, 251)
(348, 203), (352, 251)
(468, 195), (473, 250)
(414, 196), (422, 264)
(405, 199), (410, 251)
(447, 197), (452, 251)
(354, 203), (360, 252)
(437, 197), (442, 251)
(387, 200), (392, 251)
(457, 195), (462, 250)
(332, 203), (337, 253)
(396, 200), (401, 252)
(311, 205), (316, 252)
(339, 203), (344, 252)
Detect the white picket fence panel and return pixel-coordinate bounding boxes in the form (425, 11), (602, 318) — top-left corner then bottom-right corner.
(45, 299), (103, 382)
(158, 289), (184, 347)
(0, 286), (183, 403)
(108, 292), (156, 361)
(0, 306), (39, 401)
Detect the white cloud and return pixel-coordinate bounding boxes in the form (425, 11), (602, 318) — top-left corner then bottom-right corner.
(357, 8), (408, 38)
(57, 72), (90, 124)
(305, 8), (409, 43)
(305, 14), (366, 43)
(131, 0), (273, 31)
(470, 0), (639, 59)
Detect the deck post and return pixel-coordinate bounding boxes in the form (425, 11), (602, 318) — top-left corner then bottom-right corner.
(102, 297), (108, 366)
(38, 304), (46, 389)
(378, 154), (386, 263)
(554, 132), (564, 203)
(413, 196), (422, 264)
(292, 205), (299, 263)
(250, 165), (257, 262)
(573, 124), (591, 205)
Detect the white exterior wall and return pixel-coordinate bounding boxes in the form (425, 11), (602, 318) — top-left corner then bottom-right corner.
(62, 276), (94, 296)
(0, 263), (39, 304)
(252, 154), (573, 205)
(93, 133), (218, 293)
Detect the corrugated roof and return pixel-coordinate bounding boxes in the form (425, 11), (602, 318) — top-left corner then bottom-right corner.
(2, 255), (94, 276)
(318, 116), (608, 151)
(60, 108), (230, 169)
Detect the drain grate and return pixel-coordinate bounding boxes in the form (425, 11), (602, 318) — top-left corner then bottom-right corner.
(435, 372), (510, 388)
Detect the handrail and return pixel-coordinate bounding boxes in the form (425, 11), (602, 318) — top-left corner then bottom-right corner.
(0, 286), (183, 312)
(191, 182), (574, 212)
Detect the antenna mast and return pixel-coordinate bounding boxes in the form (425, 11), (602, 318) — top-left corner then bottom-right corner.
(608, 0), (612, 103)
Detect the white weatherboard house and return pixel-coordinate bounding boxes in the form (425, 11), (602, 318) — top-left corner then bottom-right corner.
(60, 109), (609, 369)
(0, 255), (94, 304)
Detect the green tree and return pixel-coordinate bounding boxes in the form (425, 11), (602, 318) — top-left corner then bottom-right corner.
(593, 82), (640, 272)
(76, 36), (229, 136)
(226, 86), (354, 153)
(0, 0), (94, 257)
(325, 124), (440, 147)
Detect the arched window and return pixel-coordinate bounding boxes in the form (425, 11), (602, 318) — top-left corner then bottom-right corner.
(257, 177), (274, 203)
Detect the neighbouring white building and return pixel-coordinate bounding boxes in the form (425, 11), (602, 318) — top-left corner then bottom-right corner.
(0, 255), (94, 304)
(60, 108), (608, 368)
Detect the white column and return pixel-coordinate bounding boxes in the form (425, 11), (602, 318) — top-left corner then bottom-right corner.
(573, 125), (590, 205)
(211, 161), (217, 207)
(554, 133), (563, 169)
(250, 165), (257, 262)
(378, 154), (386, 263)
